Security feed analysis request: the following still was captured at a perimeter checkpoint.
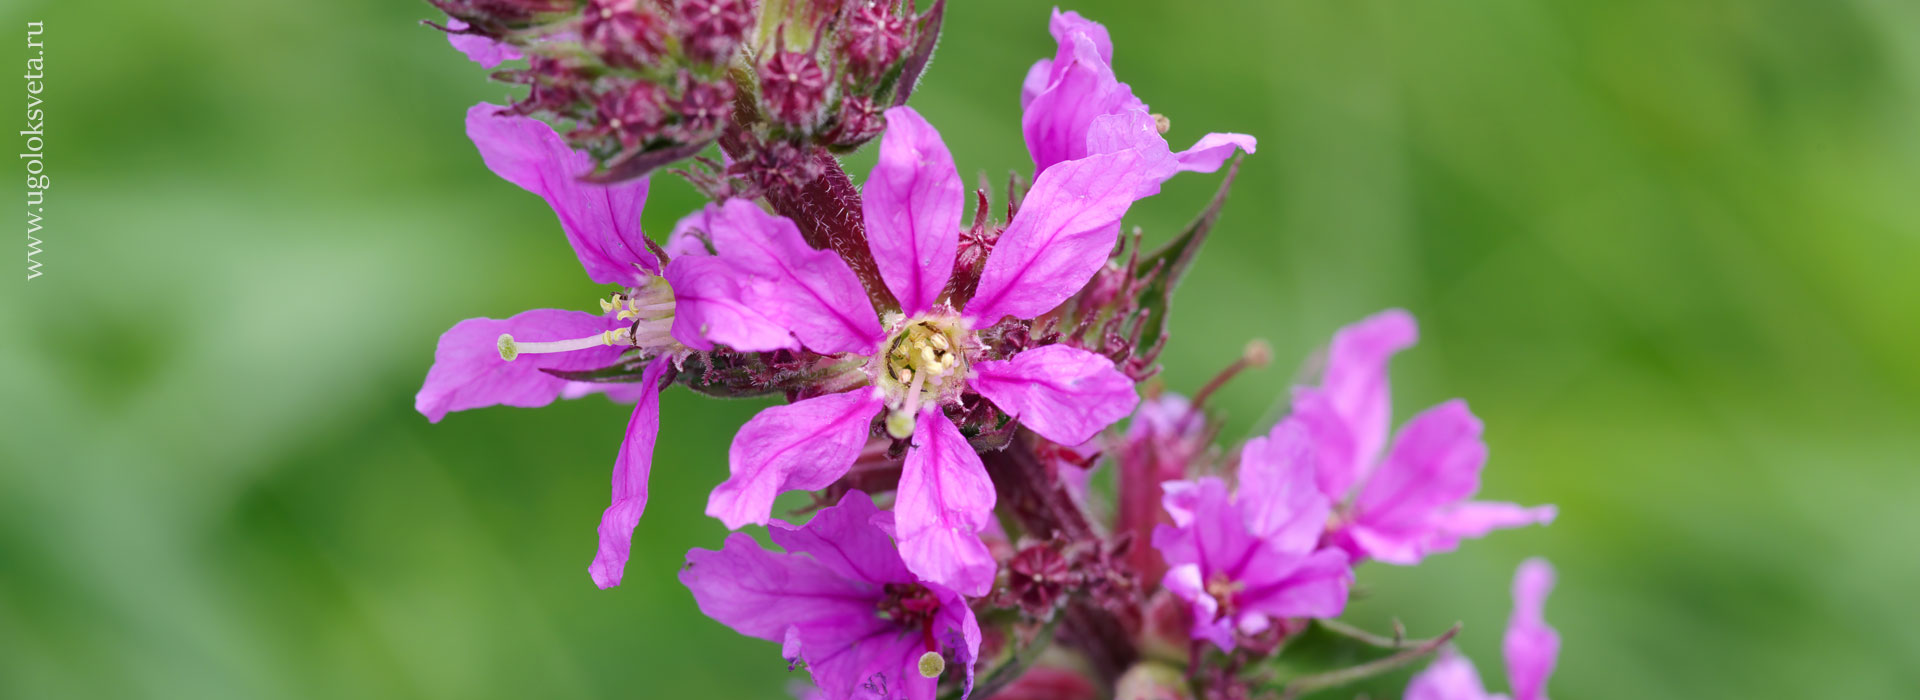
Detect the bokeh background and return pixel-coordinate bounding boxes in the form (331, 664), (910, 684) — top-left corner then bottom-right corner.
(6, 0), (1918, 697)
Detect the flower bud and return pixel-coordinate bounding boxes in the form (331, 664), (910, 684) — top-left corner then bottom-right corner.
(761, 49), (829, 127)
(594, 80), (670, 148)
(839, 2), (910, 84)
(674, 0), (756, 65)
(584, 0), (669, 69)
(673, 76), (736, 141)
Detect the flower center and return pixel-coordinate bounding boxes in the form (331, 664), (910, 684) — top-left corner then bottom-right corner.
(872, 314), (970, 438)
(1206, 573), (1244, 619)
(877, 582), (944, 660)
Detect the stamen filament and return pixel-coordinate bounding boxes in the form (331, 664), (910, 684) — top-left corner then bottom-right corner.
(497, 331), (618, 362)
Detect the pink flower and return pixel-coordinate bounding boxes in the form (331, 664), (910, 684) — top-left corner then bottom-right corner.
(681, 491), (982, 700)
(1406, 559), (1560, 700)
(1151, 419), (1353, 652)
(417, 103), (734, 590)
(1020, 9), (1255, 199)
(1296, 310), (1557, 565)
(700, 106), (1144, 595)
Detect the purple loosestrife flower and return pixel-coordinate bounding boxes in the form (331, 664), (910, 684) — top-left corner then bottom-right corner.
(699, 106), (1145, 596)
(417, 104), (734, 590)
(1020, 9), (1255, 199)
(681, 491), (982, 700)
(1406, 559), (1560, 700)
(1152, 419), (1354, 652)
(1294, 310), (1557, 565)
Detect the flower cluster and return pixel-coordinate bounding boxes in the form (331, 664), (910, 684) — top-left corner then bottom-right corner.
(416, 6), (1564, 699)
(430, 0), (942, 184)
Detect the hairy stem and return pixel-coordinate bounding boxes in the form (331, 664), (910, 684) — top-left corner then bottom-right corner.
(982, 432), (1139, 684)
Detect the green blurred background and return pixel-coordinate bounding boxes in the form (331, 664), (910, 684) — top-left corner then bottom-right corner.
(5, 0), (1917, 697)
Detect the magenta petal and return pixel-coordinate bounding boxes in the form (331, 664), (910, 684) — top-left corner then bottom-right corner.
(1019, 59), (1053, 110)
(588, 360), (672, 589)
(1022, 32), (1136, 173)
(1406, 650), (1492, 700)
(465, 103), (657, 285)
(1236, 418), (1331, 555)
(1504, 558), (1560, 700)
(445, 19), (522, 69)
(768, 490), (915, 586)
(1291, 388), (1362, 500)
(1322, 309), (1419, 471)
(967, 150), (1143, 324)
(1435, 502), (1558, 546)
(415, 309), (625, 422)
(896, 411), (997, 596)
(704, 200), (884, 354)
(1235, 547), (1353, 620)
(1354, 400), (1486, 529)
(706, 390), (886, 529)
(664, 209), (715, 258)
(969, 345), (1139, 445)
(679, 533), (879, 642)
(1048, 9), (1115, 67)
(1174, 132), (1257, 173)
(665, 255), (798, 352)
(864, 107), (963, 315)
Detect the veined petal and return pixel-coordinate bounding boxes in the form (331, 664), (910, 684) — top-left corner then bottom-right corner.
(445, 20), (522, 69)
(415, 309), (625, 422)
(967, 150), (1142, 324)
(896, 410), (997, 596)
(665, 255), (798, 352)
(1236, 418), (1330, 555)
(465, 103), (657, 286)
(865, 107), (963, 315)
(1291, 388), (1361, 500)
(1406, 650), (1492, 700)
(1235, 547), (1353, 621)
(1047, 9), (1115, 68)
(679, 533), (880, 643)
(769, 490), (915, 587)
(1504, 558), (1560, 700)
(704, 200), (885, 354)
(934, 585), (985, 700)
(706, 391), (886, 529)
(1019, 59), (1053, 110)
(1322, 309), (1419, 472)
(588, 360), (672, 589)
(1173, 133), (1257, 173)
(969, 345), (1139, 445)
(1022, 32), (1137, 174)
(1346, 400), (1488, 565)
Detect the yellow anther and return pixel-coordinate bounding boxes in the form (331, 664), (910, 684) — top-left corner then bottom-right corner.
(929, 333), (949, 351)
(917, 651), (945, 679)
(920, 346), (938, 367)
(896, 368), (914, 384)
(1151, 113), (1171, 134)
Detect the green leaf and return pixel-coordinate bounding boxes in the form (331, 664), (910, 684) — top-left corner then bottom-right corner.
(1133, 156), (1243, 353)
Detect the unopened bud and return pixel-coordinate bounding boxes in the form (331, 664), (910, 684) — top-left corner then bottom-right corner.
(583, 0), (668, 69)
(761, 50), (828, 127)
(916, 651), (945, 679)
(674, 0), (756, 65)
